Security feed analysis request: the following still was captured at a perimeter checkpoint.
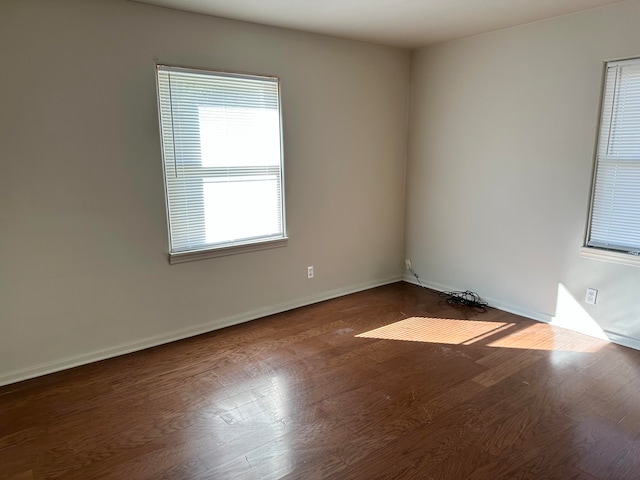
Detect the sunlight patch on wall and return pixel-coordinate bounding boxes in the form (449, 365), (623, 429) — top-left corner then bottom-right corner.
(552, 283), (609, 341)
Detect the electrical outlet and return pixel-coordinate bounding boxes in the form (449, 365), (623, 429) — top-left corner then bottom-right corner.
(585, 287), (598, 305)
(307, 266), (314, 279)
(405, 259), (412, 270)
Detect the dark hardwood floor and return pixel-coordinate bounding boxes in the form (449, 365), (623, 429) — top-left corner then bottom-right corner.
(2, 282), (640, 479)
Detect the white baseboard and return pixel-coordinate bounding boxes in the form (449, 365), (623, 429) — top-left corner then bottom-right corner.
(602, 331), (640, 351)
(0, 275), (403, 387)
(401, 274), (553, 322)
(402, 274), (640, 352)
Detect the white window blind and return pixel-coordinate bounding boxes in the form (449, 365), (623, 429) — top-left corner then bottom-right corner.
(156, 65), (286, 262)
(587, 58), (640, 254)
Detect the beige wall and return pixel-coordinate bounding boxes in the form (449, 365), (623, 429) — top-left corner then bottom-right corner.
(406, 1), (640, 348)
(4, 0), (640, 386)
(0, 0), (410, 384)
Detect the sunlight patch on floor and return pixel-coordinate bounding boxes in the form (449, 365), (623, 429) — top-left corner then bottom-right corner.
(485, 323), (605, 352)
(356, 316), (607, 352)
(357, 317), (510, 345)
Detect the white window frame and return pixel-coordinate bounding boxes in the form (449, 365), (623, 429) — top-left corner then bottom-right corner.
(155, 65), (287, 264)
(582, 57), (640, 267)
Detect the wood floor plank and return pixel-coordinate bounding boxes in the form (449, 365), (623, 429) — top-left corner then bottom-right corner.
(471, 349), (546, 387)
(2, 282), (640, 479)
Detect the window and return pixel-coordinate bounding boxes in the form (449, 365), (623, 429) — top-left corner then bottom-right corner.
(585, 58), (640, 265)
(156, 65), (287, 264)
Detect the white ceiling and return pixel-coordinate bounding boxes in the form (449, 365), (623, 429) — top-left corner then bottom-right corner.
(133, 0), (623, 48)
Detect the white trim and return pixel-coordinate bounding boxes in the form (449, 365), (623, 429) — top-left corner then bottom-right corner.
(0, 275), (403, 387)
(579, 246), (640, 267)
(401, 274), (553, 322)
(603, 330), (640, 351)
(401, 275), (640, 352)
(157, 64), (280, 83)
(607, 57), (640, 68)
(169, 237), (288, 264)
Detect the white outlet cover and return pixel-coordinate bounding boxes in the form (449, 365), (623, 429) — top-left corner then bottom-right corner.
(585, 288), (598, 305)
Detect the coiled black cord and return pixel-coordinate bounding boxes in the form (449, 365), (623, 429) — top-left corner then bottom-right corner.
(439, 290), (488, 312)
(407, 264), (488, 312)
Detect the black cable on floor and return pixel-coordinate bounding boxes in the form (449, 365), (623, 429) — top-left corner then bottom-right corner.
(407, 264), (488, 312)
(439, 290), (488, 312)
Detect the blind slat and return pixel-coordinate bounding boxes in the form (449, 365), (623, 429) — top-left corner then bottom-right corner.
(156, 66), (286, 254)
(588, 59), (640, 253)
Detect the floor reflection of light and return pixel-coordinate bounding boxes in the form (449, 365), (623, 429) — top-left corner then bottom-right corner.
(203, 373), (292, 476)
(356, 316), (607, 353)
(236, 374), (293, 476)
(268, 374), (289, 422)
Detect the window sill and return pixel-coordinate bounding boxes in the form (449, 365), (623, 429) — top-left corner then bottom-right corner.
(579, 246), (640, 267)
(169, 237), (288, 264)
